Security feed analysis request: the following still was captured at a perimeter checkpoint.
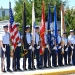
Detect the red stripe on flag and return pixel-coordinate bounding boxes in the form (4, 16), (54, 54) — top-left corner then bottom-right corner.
(10, 23), (20, 50)
(40, 1), (45, 55)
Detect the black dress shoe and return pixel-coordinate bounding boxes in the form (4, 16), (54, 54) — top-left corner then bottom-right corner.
(17, 68), (22, 71)
(24, 68), (27, 70)
(2, 70), (6, 72)
(44, 66), (48, 68)
(33, 66), (36, 69)
(13, 69), (17, 71)
(29, 68), (33, 70)
(7, 69), (12, 72)
(34, 67), (36, 69)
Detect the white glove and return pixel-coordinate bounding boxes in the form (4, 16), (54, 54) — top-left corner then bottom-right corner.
(71, 46), (74, 49)
(2, 48), (6, 52)
(29, 45), (32, 50)
(58, 46), (61, 49)
(53, 46), (57, 50)
(62, 48), (64, 52)
(11, 46), (14, 50)
(37, 46), (40, 49)
(42, 47), (44, 51)
(32, 47), (35, 52)
(46, 45), (49, 48)
(65, 47), (68, 51)
(17, 43), (21, 46)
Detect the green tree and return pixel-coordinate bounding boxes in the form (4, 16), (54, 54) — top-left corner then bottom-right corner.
(65, 8), (75, 35)
(0, 16), (9, 21)
(14, 0), (67, 31)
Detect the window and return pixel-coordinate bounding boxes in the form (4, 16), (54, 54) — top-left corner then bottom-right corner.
(2, 11), (5, 17)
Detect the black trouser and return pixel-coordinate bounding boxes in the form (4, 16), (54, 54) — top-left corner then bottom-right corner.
(2, 44), (10, 70)
(68, 46), (72, 65)
(35, 48), (40, 68)
(72, 45), (75, 65)
(58, 48), (62, 66)
(44, 48), (48, 67)
(23, 54), (27, 70)
(64, 46), (68, 65)
(52, 50), (57, 67)
(13, 46), (21, 70)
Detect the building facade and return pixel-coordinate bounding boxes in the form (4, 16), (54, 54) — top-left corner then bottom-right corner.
(0, 8), (9, 18)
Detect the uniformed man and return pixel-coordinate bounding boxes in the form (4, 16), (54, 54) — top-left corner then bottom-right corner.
(61, 32), (68, 65)
(47, 29), (54, 67)
(50, 31), (58, 67)
(44, 33), (48, 68)
(26, 25), (33, 70)
(57, 29), (62, 66)
(0, 33), (5, 72)
(34, 26), (40, 69)
(68, 30), (75, 65)
(1, 25), (12, 72)
(13, 23), (22, 71)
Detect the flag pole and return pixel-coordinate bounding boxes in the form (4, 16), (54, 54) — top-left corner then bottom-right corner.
(47, 3), (51, 68)
(32, 1), (35, 69)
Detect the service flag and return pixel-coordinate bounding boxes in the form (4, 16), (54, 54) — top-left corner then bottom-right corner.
(61, 4), (65, 36)
(40, 1), (45, 55)
(54, 6), (58, 53)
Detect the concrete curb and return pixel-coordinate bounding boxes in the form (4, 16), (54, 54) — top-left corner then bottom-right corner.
(25, 66), (75, 75)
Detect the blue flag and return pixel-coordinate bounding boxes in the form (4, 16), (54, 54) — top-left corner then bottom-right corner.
(47, 4), (52, 49)
(54, 6), (58, 53)
(47, 4), (51, 31)
(9, 2), (14, 26)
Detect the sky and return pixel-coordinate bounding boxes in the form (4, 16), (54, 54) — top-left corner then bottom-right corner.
(0, 0), (75, 9)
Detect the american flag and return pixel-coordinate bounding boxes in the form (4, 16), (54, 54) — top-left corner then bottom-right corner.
(9, 2), (19, 50)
